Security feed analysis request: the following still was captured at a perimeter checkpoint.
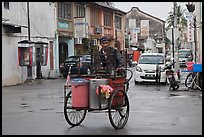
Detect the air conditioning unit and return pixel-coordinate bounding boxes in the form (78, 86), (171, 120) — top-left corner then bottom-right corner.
(95, 26), (102, 34)
(74, 38), (82, 44)
(91, 39), (97, 46)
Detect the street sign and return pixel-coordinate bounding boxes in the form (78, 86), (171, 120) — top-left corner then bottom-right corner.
(185, 12), (193, 20)
(131, 27), (140, 33)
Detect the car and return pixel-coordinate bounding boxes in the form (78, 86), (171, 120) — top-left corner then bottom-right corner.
(81, 54), (91, 69)
(178, 49), (193, 67)
(60, 55), (91, 78)
(134, 53), (167, 84)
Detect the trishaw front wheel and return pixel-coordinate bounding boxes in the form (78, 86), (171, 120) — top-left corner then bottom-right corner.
(108, 89), (129, 130)
(64, 91), (87, 126)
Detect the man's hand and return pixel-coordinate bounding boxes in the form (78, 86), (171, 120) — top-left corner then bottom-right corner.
(116, 67), (126, 77)
(116, 66), (125, 71)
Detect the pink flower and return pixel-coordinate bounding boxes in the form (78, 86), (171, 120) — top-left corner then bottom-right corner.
(96, 85), (113, 98)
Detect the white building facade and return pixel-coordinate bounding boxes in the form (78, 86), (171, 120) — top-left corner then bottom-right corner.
(2, 2), (59, 86)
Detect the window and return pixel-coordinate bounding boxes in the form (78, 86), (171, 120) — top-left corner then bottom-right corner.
(76, 3), (85, 17)
(4, 2), (9, 10)
(58, 2), (71, 19)
(91, 8), (100, 26)
(104, 12), (112, 27)
(115, 15), (122, 29)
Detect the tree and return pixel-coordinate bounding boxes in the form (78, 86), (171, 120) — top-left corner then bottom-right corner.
(166, 4), (187, 31)
(165, 3), (187, 49)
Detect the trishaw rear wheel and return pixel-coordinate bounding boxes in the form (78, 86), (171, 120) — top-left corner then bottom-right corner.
(108, 89), (129, 130)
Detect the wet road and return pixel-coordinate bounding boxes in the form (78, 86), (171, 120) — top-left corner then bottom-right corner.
(2, 68), (202, 135)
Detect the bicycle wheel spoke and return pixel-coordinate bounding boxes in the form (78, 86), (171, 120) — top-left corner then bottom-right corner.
(64, 91), (86, 126)
(185, 72), (202, 91)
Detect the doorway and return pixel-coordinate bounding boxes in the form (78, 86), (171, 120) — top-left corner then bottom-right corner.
(36, 47), (42, 78)
(59, 41), (68, 66)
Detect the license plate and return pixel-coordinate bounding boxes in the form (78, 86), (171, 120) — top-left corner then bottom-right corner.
(146, 74), (154, 77)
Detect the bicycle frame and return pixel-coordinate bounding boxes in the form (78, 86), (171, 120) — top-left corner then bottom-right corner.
(189, 72), (201, 91)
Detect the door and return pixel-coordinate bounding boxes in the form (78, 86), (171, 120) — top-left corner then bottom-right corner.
(36, 47), (42, 78)
(59, 42), (68, 66)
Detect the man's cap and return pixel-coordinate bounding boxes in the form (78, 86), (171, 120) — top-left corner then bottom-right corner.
(100, 36), (109, 43)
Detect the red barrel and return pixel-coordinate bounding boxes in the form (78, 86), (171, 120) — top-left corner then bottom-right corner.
(71, 78), (89, 108)
(133, 50), (141, 62)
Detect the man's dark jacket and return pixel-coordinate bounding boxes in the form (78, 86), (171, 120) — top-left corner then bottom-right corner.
(99, 47), (123, 68)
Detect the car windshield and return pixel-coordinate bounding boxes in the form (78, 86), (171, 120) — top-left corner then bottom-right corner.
(82, 55), (91, 61)
(139, 55), (164, 64)
(66, 56), (81, 62)
(179, 51), (190, 58)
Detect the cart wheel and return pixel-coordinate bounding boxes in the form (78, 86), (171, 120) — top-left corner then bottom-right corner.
(64, 90), (87, 126)
(108, 89), (129, 130)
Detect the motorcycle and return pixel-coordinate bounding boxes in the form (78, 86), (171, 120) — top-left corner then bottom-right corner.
(163, 61), (180, 91)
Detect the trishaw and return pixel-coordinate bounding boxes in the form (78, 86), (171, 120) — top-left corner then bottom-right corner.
(63, 50), (133, 130)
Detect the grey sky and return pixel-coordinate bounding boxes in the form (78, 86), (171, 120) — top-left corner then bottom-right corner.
(113, 2), (187, 21)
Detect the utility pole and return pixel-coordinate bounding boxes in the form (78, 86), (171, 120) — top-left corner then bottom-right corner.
(171, 26), (175, 68)
(27, 2), (30, 41)
(27, 2), (33, 80)
(194, 16), (197, 63)
(173, 2), (180, 78)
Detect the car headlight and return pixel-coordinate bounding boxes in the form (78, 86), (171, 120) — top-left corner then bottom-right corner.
(136, 66), (142, 72)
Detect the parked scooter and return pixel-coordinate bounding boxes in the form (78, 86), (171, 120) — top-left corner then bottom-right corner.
(162, 60), (180, 91)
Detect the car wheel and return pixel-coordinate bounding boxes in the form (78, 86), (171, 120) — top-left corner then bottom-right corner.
(134, 80), (138, 85)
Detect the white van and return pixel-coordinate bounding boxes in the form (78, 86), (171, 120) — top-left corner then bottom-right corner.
(179, 49), (193, 67)
(134, 53), (167, 84)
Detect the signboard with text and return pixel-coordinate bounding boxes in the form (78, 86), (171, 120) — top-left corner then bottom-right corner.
(129, 19), (136, 28)
(74, 17), (88, 38)
(186, 13), (194, 42)
(130, 28), (140, 46)
(140, 20), (149, 37)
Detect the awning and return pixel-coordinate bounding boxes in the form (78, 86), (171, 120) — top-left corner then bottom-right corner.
(2, 22), (27, 33)
(18, 40), (35, 44)
(2, 22), (27, 28)
(58, 31), (73, 37)
(18, 40), (35, 47)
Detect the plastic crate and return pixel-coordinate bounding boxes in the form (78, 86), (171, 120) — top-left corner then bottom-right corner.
(193, 64), (202, 72)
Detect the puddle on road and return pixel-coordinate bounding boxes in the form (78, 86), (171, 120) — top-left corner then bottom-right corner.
(169, 93), (180, 97)
(40, 108), (55, 111)
(168, 93), (191, 98)
(20, 103), (29, 108)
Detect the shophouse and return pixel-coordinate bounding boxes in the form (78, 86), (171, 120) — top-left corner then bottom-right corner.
(2, 2), (57, 86)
